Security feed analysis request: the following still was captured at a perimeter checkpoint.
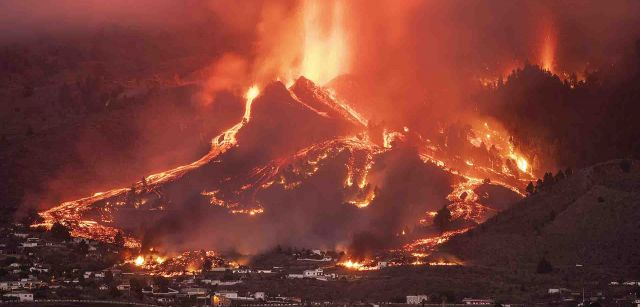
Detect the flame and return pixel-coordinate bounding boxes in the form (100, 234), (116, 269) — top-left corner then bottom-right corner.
(244, 85), (260, 120)
(155, 256), (165, 264)
(540, 19), (556, 72)
(300, 0), (349, 85)
(338, 259), (379, 271)
(513, 155), (528, 172)
(134, 255), (145, 266)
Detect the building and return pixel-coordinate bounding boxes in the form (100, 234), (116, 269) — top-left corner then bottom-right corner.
(202, 279), (242, 286)
(0, 279), (45, 291)
(303, 269), (323, 278)
(212, 294), (232, 307)
(181, 287), (208, 297)
(21, 238), (39, 248)
(215, 291), (238, 299)
(406, 295), (429, 304)
(117, 283), (130, 291)
(3, 291), (34, 302)
(462, 298), (495, 305)
(212, 291), (239, 307)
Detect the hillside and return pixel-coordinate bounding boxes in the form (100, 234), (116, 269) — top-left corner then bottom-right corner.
(442, 159), (640, 267)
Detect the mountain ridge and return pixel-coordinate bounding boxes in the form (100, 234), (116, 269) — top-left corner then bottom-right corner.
(441, 159), (640, 267)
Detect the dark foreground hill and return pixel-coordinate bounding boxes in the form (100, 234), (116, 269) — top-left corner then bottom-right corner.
(442, 159), (640, 267)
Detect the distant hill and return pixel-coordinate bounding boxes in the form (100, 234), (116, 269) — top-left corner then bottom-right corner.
(442, 159), (640, 267)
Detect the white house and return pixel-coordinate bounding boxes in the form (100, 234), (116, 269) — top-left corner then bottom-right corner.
(22, 238), (39, 248)
(215, 291), (238, 299)
(201, 280), (242, 286)
(29, 265), (49, 273)
(180, 287), (208, 296)
(254, 292), (266, 300)
(303, 269), (323, 278)
(462, 298), (495, 305)
(117, 283), (130, 291)
(407, 295), (429, 304)
(0, 281), (20, 291)
(4, 291), (34, 302)
(287, 273), (304, 279)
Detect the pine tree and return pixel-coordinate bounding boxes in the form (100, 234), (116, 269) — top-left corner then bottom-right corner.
(526, 182), (535, 195)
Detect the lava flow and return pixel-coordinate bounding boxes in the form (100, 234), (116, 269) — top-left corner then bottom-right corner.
(33, 1), (543, 259)
(35, 85), (261, 247)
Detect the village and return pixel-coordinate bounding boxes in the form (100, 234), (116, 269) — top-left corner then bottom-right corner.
(0, 219), (638, 307)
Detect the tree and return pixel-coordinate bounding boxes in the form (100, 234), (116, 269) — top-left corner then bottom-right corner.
(153, 276), (169, 293)
(20, 207), (43, 226)
(129, 278), (146, 300)
(77, 240), (89, 254)
(536, 256), (553, 274)
(535, 179), (543, 192)
(526, 182), (535, 195)
(554, 170), (565, 182)
(108, 285), (121, 298)
(104, 270), (114, 285)
(542, 172), (554, 188)
(433, 205), (452, 234)
(50, 222), (71, 241)
(565, 167), (573, 176)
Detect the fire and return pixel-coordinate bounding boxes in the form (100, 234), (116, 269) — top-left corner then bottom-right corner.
(244, 85), (260, 120)
(340, 259), (363, 270)
(134, 255), (145, 266)
(513, 155), (528, 172)
(540, 19), (556, 72)
(429, 261), (460, 266)
(300, 0), (349, 85)
(155, 256), (166, 264)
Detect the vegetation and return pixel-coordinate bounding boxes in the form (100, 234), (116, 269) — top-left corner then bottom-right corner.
(50, 222), (71, 241)
(479, 44), (640, 171)
(443, 160), (640, 266)
(535, 256), (553, 274)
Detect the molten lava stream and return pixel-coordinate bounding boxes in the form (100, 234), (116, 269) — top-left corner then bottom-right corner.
(37, 85), (262, 244)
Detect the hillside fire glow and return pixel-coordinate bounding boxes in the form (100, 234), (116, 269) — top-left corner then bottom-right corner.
(20, 0), (636, 278)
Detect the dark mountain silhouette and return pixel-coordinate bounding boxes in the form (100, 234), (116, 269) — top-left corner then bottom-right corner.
(442, 159), (640, 266)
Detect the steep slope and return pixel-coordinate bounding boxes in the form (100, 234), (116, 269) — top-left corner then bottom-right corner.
(442, 159), (640, 266)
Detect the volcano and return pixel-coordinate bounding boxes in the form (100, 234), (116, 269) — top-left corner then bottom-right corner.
(38, 77), (526, 256)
